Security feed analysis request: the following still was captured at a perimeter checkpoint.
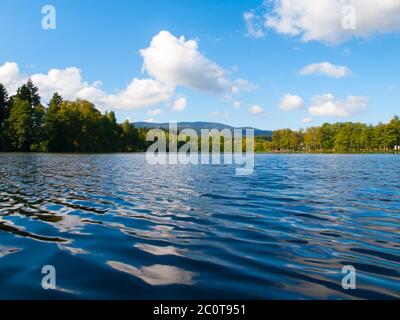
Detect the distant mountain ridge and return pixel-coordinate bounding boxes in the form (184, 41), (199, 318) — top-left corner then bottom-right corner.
(133, 121), (272, 137)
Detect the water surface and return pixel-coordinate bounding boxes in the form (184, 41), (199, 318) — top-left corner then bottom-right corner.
(0, 153), (399, 299)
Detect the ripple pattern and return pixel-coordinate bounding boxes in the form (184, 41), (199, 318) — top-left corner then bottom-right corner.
(0, 153), (399, 299)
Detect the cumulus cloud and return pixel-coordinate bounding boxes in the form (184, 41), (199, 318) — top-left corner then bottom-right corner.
(107, 79), (173, 110)
(140, 31), (253, 94)
(249, 104), (264, 114)
(253, 0), (400, 44)
(300, 62), (351, 78)
(1, 31), (253, 112)
(0, 63), (174, 111)
(243, 10), (265, 39)
(31, 67), (104, 101)
(0, 62), (25, 94)
(172, 96), (187, 112)
(309, 94), (368, 117)
(279, 94), (304, 111)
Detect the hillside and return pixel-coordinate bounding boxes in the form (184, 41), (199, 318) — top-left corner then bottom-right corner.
(134, 121), (272, 137)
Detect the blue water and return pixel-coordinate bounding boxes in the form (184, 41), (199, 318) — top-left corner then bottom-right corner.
(0, 153), (399, 299)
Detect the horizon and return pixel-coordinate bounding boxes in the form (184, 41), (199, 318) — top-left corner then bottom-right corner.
(1, 0), (399, 130)
(132, 117), (399, 129)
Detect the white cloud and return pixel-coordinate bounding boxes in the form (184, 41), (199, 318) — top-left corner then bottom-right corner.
(279, 94), (304, 111)
(243, 10), (265, 39)
(147, 108), (163, 116)
(31, 67), (104, 101)
(172, 96), (187, 112)
(309, 94), (368, 117)
(249, 104), (263, 114)
(140, 31), (252, 94)
(300, 62), (351, 78)
(1, 31), (254, 111)
(302, 117), (314, 123)
(107, 78), (173, 110)
(144, 118), (155, 123)
(0, 62), (25, 94)
(231, 78), (257, 94)
(0, 63), (174, 111)
(261, 0), (400, 43)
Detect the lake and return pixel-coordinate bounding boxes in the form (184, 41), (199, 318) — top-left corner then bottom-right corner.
(0, 153), (399, 299)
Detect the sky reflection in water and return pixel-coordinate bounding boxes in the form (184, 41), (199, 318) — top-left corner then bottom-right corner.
(0, 153), (399, 299)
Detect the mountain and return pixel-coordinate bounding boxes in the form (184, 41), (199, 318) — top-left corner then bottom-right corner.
(133, 121), (272, 137)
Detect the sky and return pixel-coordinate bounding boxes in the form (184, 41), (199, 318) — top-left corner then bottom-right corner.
(0, 0), (399, 130)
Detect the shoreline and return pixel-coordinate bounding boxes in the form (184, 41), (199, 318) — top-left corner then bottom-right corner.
(0, 151), (398, 155)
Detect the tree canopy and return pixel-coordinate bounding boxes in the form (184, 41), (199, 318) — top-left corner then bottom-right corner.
(257, 118), (400, 152)
(0, 80), (399, 153)
(0, 81), (149, 152)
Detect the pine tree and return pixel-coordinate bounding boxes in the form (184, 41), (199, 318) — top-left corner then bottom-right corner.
(7, 80), (44, 151)
(44, 93), (64, 151)
(0, 83), (8, 125)
(49, 92), (63, 110)
(0, 84), (9, 150)
(16, 79), (41, 107)
(6, 98), (32, 151)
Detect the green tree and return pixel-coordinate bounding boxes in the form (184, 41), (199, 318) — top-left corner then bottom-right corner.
(386, 116), (400, 149)
(0, 84), (9, 150)
(16, 79), (41, 107)
(304, 127), (321, 151)
(44, 92), (63, 151)
(320, 123), (336, 150)
(5, 80), (45, 151)
(121, 119), (136, 151)
(6, 99), (33, 151)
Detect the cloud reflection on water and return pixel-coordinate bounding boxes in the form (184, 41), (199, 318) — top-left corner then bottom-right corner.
(107, 261), (195, 286)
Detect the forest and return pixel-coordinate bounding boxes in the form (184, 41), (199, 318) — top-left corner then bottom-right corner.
(1, 80), (399, 153)
(256, 116), (400, 152)
(0, 80), (149, 152)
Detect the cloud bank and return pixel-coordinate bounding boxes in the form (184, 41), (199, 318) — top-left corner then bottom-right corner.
(249, 0), (400, 44)
(0, 31), (252, 111)
(309, 94), (368, 117)
(140, 31), (252, 95)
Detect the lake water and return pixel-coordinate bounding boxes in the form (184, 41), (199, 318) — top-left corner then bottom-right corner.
(0, 153), (399, 299)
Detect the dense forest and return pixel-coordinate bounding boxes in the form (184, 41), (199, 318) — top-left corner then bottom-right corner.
(0, 80), (399, 153)
(0, 80), (149, 152)
(256, 116), (400, 152)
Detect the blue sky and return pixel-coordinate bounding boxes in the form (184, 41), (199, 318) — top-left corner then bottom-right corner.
(0, 0), (399, 130)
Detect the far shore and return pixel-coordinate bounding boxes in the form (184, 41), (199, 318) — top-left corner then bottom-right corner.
(0, 151), (399, 155)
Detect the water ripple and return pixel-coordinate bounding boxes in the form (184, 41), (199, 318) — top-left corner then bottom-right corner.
(0, 153), (399, 299)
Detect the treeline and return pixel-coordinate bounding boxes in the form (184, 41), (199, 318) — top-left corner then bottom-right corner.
(1, 80), (400, 153)
(255, 118), (400, 152)
(0, 80), (150, 152)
